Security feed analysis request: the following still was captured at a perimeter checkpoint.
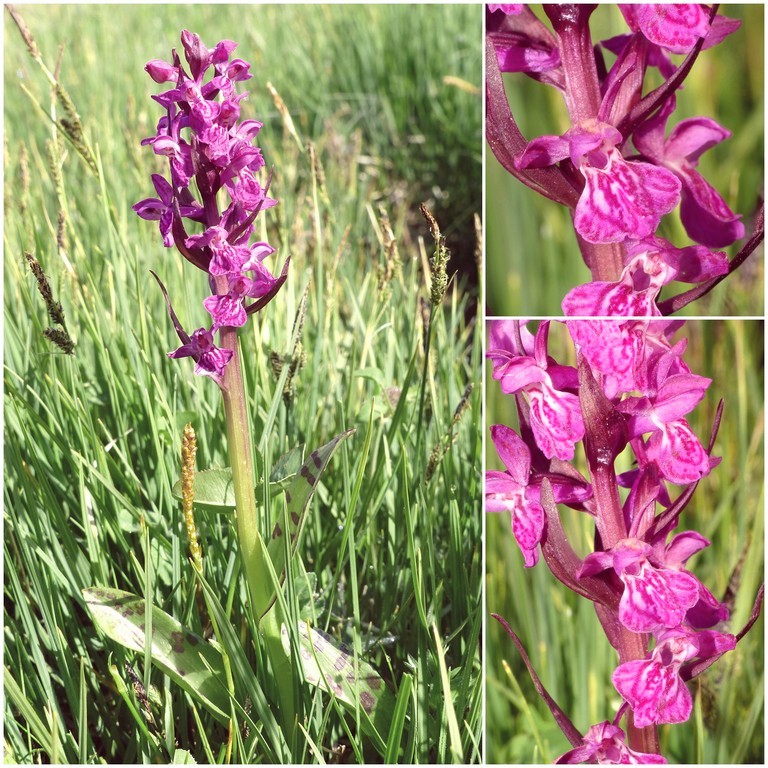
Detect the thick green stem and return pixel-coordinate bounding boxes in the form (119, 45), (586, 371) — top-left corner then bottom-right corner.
(217, 322), (266, 619)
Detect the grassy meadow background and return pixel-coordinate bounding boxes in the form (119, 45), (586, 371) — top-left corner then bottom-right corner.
(487, 4), (765, 316)
(486, 320), (764, 764)
(4, 5), (482, 763)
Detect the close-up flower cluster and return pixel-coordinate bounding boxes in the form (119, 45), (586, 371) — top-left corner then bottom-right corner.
(134, 30), (287, 381)
(486, 4), (763, 315)
(486, 318), (762, 763)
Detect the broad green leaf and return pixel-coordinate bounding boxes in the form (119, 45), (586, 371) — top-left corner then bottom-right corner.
(82, 587), (230, 724)
(172, 749), (197, 764)
(256, 429), (354, 618)
(170, 461), (302, 511)
(292, 621), (395, 754)
(269, 445), (305, 484)
(172, 468), (236, 511)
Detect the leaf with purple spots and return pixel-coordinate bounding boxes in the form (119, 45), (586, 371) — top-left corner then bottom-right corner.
(83, 587), (230, 723)
(257, 429), (355, 618)
(297, 621), (395, 750)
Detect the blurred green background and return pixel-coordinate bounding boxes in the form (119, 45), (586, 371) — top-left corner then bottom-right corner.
(487, 5), (764, 316)
(486, 320), (764, 763)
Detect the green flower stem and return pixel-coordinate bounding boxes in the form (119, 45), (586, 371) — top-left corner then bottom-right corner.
(217, 322), (269, 622)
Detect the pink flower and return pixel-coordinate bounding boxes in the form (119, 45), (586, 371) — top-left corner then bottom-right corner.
(613, 628), (736, 727)
(203, 274), (252, 329)
(620, 5), (740, 56)
(634, 97), (744, 248)
(516, 120), (680, 244)
(487, 322), (584, 460)
(619, 372), (714, 484)
(555, 720), (667, 764)
(168, 327), (233, 380)
(486, 425), (545, 567)
(488, 4), (523, 15)
(580, 538), (701, 634)
(562, 236), (728, 317)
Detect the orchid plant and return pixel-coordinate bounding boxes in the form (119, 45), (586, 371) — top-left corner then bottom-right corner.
(486, 318), (763, 763)
(83, 30), (395, 756)
(486, 4), (763, 315)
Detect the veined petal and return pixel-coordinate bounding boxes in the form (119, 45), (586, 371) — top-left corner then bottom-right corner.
(562, 279), (658, 318)
(613, 658), (692, 727)
(575, 152), (680, 244)
(665, 117), (730, 165)
(677, 166), (745, 248)
(515, 134), (571, 169)
(527, 383), (584, 461)
(619, 560), (700, 632)
(627, 4), (711, 54)
(646, 419), (710, 484)
(490, 424), (532, 485)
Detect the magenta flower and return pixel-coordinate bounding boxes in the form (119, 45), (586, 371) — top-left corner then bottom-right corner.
(488, 4), (523, 15)
(132, 174), (204, 248)
(168, 327), (233, 380)
(487, 321), (584, 460)
(580, 538), (701, 633)
(203, 274), (252, 329)
(562, 236), (728, 317)
(517, 121), (680, 244)
(555, 721), (667, 764)
(619, 372), (714, 484)
(619, 4), (740, 55)
(136, 30), (286, 381)
(634, 97), (745, 248)
(613, 628), (736, 727)
(486, 425), (545, 567)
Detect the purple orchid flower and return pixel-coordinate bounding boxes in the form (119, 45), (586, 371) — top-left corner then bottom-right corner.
(634, 97), (745, 248)
(579, 537), (702, 634)
(486, 4), (760, 311)
(488, 319), (762, 761)
(555, 720), (667, 764)
(613, 627), (736, 727)
(516, 120), (681, 244)
(562, 236), (729, 317)
(619, 4), (741, 56)
(136, 30), (287, 382)
(168, 327), (234, 379)
(487, 321), (584, 460)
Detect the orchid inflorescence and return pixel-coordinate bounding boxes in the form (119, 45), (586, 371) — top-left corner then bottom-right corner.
(487, 317), (762, 763)
(486, 4), (763, 314)
(134, 30), (287, 382)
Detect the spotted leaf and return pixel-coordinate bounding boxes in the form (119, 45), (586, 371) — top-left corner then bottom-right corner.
(291, 621), (395, 751)
(83, 587), (229, 723)
(256, 430), (355, 618)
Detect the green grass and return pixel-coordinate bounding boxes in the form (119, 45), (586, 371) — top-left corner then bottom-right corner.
(487, 4), (764, 316)
(486, 320), (764, 763)
(4, 5), (482, 763)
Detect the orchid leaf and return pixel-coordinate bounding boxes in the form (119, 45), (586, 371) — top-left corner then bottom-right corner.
(171, 445), (305, 511)
(292, 620), (395, 754)
(82, 587), (230, 724)
(255, 429), (355, 619)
